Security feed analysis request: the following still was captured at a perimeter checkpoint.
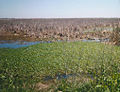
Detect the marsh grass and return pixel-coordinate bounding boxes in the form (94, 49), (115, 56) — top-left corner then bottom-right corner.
(0, 41), (120, 92)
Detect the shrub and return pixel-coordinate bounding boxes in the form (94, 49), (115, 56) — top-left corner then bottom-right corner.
(110, 25), (120, 46)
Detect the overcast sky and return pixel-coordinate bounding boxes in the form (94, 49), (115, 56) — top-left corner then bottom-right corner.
(0, 0), (120, 18)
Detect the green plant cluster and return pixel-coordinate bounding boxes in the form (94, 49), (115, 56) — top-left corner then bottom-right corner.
(0, 41), (120, 92)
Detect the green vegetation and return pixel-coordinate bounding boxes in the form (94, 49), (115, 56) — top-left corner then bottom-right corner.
(0, 41), (120, 92)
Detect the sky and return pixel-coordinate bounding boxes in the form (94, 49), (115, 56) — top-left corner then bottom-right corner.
(0, 0), (120, 18)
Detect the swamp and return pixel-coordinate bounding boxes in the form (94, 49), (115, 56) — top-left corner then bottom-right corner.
(0, 18), (120, 92)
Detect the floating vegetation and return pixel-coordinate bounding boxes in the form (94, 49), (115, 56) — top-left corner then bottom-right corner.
(0, 41), (120, 91)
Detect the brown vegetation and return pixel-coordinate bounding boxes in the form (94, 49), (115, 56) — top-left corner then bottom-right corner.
(0, 18), (119, 41)
(110, 25), (120, 45)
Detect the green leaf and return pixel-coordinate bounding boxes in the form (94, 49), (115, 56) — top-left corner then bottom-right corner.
(105, 88), (110, 92)
(96, 85), (102, 88)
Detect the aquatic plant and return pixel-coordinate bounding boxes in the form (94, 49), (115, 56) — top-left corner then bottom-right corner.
(0, 41), (120, 91)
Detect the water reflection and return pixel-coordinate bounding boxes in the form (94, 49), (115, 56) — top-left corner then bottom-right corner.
(0, 38), (109, 48)
(0, 40), (52, 48)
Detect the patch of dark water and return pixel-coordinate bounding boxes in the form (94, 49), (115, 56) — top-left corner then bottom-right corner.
(43, 74), (77, 81)
(43, 73), (94, 81)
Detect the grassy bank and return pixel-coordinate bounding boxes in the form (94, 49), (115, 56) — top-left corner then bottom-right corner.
(0, 41), (120, 92)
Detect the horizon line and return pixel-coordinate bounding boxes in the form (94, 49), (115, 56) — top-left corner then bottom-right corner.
(0, 17), (120, 19)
